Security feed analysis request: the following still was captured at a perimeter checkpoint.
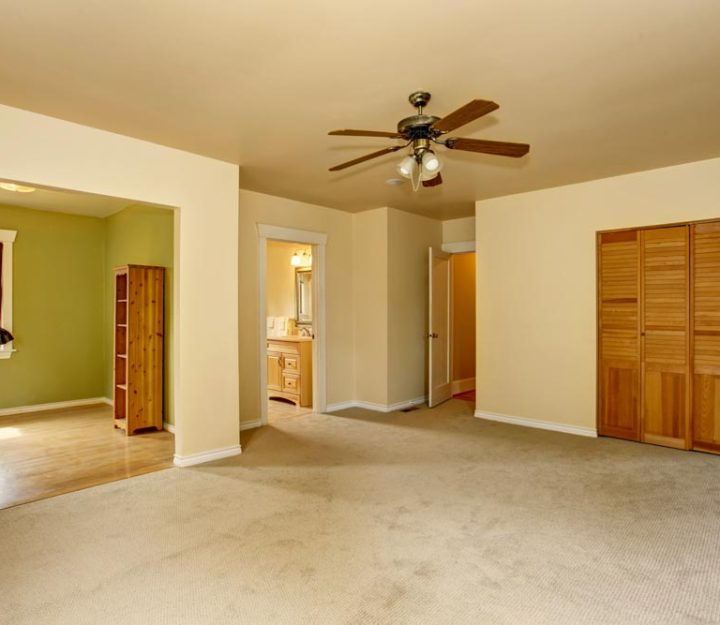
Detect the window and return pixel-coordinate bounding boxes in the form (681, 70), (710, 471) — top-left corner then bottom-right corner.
(0, 229), (17, 359)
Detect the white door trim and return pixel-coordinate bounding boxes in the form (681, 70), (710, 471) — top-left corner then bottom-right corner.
(258, 224), (327, 246)
(428, 247), (452, 408)
(257, 224), (327, 426)
(0, 229), (18, 359)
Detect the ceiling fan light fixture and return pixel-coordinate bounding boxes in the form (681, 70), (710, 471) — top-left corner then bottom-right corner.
(396, 155), (416, 179)
(421, 150), (442, 174)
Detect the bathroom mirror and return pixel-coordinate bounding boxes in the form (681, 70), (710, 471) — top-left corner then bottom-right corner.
(295, 268), (312, 325)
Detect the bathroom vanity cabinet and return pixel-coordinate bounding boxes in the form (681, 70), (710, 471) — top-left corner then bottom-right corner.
(267, 337), (312, 407)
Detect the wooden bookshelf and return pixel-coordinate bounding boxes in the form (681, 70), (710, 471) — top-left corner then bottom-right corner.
(113, 265), (165, 435)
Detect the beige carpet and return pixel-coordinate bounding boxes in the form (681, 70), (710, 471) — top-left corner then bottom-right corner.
(1, 399), (719, 624)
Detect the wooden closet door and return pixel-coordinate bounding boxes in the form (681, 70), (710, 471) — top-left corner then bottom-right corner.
(640, 226), (690, 449)
(598, 230), (640, 440)
(691, 221), (720, 453)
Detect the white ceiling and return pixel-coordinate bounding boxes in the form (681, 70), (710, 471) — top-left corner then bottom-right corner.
(0, 182), (135, 218)
(0, 0), (719, 219)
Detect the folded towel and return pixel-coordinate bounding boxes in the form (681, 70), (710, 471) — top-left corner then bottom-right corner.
(275, 317), (287, 330)
(266, 317), (275, 329)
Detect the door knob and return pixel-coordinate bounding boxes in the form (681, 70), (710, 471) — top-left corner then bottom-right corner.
(428, 332), (439, 339)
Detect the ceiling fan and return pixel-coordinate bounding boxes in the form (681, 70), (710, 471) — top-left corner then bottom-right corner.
(328, 91), (529, 190)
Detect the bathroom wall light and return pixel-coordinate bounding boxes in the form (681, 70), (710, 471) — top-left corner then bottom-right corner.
(290, 251), (312, 267)
(0, 182), (36, 193)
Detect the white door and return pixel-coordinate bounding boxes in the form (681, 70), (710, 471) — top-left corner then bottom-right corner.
(428, 247), (452, 407)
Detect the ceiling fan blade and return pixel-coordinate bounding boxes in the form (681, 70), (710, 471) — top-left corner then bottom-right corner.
(445, 137), (530, 157)
(422, 173), (443, 187)
(329, 146), (404, 172)
(431, 100), (499, 133)
(329, 129), (403, 139)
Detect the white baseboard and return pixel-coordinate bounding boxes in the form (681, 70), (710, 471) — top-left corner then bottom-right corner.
(240, 419), (262, 431)
(324, 400), (356, 412)
(173, 445), (242, 467)
(325, 396), (427, 414)
(101, 397), (113, 406)
(387, 396), (427, 412)
(0, 397), (110, 417)
(451, 378), (475, 395)
(474, 410), (597, 438)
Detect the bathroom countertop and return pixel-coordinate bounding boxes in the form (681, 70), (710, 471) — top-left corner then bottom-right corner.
(267, 335), (313, 342)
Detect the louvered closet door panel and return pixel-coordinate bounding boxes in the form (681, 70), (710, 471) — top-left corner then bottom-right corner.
(598, 230), (640, 440)
(692, 221), (720, 453)
(641, 226), (690, 449)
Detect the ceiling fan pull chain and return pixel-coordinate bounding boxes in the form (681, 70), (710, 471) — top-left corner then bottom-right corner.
(411, 156), (422, 192)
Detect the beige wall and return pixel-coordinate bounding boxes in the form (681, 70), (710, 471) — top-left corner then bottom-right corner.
(266, 240), (310, 319)
(351, 207), (442, 406)
(238, 189), (355, 423)
(443, 216), (475, 244)
(240, 198), (443, 413)
(451, 252), (475, 383)
(0, 104), (239, 460)
(352, 208), (389, 405)
(475, 157), (720, 430)
(387, 208), (442, 404)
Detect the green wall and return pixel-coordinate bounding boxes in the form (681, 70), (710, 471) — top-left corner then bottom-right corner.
(105, 205), (175, 424)
(0, 205), (105, 408)
(0, 203), (174, 423)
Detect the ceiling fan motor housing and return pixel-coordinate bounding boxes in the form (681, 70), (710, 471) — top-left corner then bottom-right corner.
(398, 90), (442, 139)
(397, 114), (441, 138)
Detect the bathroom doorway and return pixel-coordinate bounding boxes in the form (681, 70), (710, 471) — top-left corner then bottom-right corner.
(265, 240), (314, 422)
(257, 225), (327, 426)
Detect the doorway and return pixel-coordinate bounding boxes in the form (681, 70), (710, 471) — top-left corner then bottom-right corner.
(265, 240), (314, 422)
(257, 225), (327, 426)
(450, 252), (476, 401)
(0, 181), (177, 508)
(428, 248), (476, 407)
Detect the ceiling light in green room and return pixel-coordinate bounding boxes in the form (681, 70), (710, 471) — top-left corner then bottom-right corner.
(0, 182), (36, 193)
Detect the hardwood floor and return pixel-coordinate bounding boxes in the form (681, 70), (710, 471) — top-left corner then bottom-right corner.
(0, 403), (174, 509)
